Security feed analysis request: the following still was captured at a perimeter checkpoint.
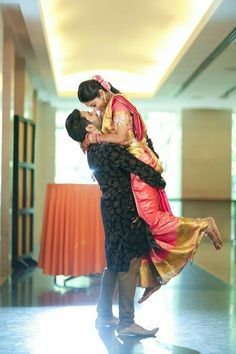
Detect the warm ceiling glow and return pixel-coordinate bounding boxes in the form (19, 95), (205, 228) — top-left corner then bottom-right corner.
(39, 0), (220, 99)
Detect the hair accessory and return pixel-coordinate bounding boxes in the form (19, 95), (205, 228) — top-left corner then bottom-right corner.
(92, 75), (111, 92)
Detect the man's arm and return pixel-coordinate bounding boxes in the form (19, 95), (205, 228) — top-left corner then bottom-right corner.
(104, 144), (166, 189)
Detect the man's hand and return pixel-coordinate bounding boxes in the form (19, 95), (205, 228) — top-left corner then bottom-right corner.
(147, 136), (159, 159)
(159, 177), (166, 189)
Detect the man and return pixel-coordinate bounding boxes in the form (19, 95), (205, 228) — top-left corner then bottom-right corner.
(65, 109), (165, 337)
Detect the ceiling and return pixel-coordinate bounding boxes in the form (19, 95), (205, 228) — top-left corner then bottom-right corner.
(1, 0), (236, 110)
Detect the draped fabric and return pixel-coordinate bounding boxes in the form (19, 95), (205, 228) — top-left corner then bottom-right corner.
(111, 95), (145, 141)
(38, 184), (106, 276)
(139, 215), (208, 287)
(132, 151), (208, 286)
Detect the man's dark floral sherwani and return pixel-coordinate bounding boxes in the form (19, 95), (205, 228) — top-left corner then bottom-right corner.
(87, 143), (166, 272)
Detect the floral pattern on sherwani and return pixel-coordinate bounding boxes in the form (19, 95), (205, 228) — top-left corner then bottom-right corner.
(87, 143), (165, 272)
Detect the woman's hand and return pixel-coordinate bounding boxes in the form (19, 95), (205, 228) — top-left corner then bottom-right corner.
(80, 133), (95, 153)
(87, 133), (97, 144)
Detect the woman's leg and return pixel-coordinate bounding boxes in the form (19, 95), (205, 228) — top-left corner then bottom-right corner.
(204, 217), (223, 250)
(131, 176), (222, 302)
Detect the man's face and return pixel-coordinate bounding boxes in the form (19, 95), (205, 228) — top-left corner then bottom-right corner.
(80, 111), (102, 130)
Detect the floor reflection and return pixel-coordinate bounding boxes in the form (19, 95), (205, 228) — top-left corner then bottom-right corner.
(0, 200), (235, 353)
(0, 264), (235, 353)
(98, 327), (201, 354)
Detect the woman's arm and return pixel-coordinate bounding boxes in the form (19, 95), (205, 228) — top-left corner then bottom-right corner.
(89, 111), (130, 145)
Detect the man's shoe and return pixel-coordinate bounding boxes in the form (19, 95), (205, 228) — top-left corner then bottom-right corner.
(95, 316), (119, 329)
(116, 323), (159, 337)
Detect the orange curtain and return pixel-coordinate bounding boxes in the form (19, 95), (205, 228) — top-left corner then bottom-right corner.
(38, 184), (106, 276)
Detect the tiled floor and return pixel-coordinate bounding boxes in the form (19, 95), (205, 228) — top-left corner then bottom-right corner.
(0, 200), (235, 354)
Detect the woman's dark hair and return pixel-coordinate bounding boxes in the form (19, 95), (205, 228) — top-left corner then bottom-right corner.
(65, 109), (91, 143)
(77, 79), (120, 103)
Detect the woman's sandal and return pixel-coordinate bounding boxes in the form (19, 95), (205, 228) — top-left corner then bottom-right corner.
(205, 217), (223, 250)
(138, 285), (161, 304)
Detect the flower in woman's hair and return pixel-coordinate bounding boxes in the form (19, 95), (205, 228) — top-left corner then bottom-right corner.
(93, 75), (111, 92)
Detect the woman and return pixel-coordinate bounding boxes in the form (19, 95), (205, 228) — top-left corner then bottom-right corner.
(77, 75), (223, 302)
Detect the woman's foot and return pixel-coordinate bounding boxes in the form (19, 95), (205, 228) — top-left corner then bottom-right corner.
(138, 285), (161, 304)
(205, 217), (223, 250)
